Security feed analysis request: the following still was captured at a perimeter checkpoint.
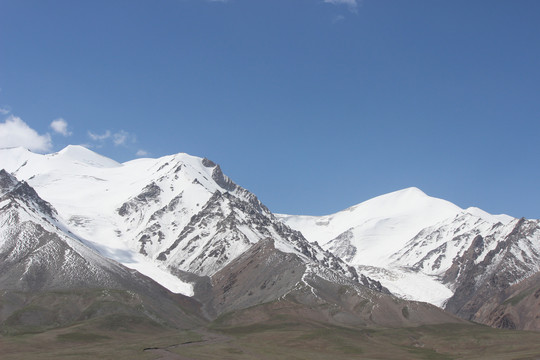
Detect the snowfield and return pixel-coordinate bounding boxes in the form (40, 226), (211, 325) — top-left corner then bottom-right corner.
(3, 145), (533, 310)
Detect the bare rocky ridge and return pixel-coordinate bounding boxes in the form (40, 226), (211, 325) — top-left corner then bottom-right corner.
(1, 148), (398, 332)
(2, 146), (539, 333)
(107, 151), (365, 288)
(474, 271), (540, 331)
(0, 171), (205, 331)
(204, 238), (463, 328)
(281, 191), (540, 331)
(396, 213), (540, 328)
(0, 167), (462, 333)
(443, 218), (540, 322)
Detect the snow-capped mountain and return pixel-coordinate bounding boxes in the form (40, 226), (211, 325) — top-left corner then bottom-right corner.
(278, 187), (464, 267)
(6, 146), (445, 328)
(278, 188), (539, 310)
(389, 209), (540, 323)
(278, 188), (463, 304)
(3, 145), (537, 330)
(279, 186), (540, 330)
(0, 169), (204, 329)
(205, 236), (462, 328)
(0, 146), (373, 300)
(0, 168), (126, 292)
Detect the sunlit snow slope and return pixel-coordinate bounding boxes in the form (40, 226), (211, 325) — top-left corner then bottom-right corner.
(278, 188), (516, 306)
(1, 146), (200, 295)
(278, 187), (464, 266)
(0, 146), (361, 296)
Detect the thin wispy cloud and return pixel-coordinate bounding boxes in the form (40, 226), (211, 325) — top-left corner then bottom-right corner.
(88, 130), (111, 141)
(88, 129), (136, 148)
(0, 107), (10, 115)
(113, 131), (128, 146)
(136, 149), (148, 157)
(113, 130), (136, 146)
(50, 118), (72, 136)
(332, 14), (345, 23)
(0, 115), (52, 152)
(324, 0), (360, 13)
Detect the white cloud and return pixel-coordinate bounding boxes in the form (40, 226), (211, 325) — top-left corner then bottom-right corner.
(136, 149), (148, 157)
(0, 115), (52, 152)
(0, 107), (10, 115)
(88, 130), (111, 141)
(324, 0), (359, 12)
(50, 118), (72, 136)
(332, 14), (345, 23)
(88, 129), (136, 148)
(113, 130), (132, 146)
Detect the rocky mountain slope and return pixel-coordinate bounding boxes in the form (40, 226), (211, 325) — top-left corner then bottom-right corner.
(278, 187), (464, 267)
(1, 146), (411, 327)
(279, 188), (540, 330)
(474, 270), (540, 330)
(0, 169), (204, 332)
(0, 146), (362, 293)
(395, 214), (540, 322)
(2, 145), (537, 331)
(205, 237), (463, 328)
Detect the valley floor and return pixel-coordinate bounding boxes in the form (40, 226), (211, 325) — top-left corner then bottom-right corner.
(3, 321), (540, 360)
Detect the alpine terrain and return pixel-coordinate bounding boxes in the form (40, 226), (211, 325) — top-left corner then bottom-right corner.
(0, 169), (204, 332)
(0, 146), (460, 330)
(279, 188), (540, 330)
(2, 145), (540, 359)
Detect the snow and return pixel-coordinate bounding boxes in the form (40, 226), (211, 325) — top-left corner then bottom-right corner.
(0, 146), (221, 295)
(278, 187), (523, 306)
(278, 187), (463, 267)
(360, 266), (453, 307)
(465, 207), (514, 225)
(2, 145), (529, 307)
(122, 256), (194, 296)
(2, 145), (325, 293)
(55, 145), (121, 168)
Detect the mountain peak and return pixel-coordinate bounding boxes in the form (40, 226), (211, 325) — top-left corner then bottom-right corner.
(394, 186), (427, 196)
(58, 144), (91, 153)
(465, 206), (514, 225)
(376, 187), (432, 201)
(55, 145), (121, 168)
(345, 186), (459, 215)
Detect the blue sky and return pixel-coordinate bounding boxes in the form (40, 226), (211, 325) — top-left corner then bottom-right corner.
(1, 0), (539, 218)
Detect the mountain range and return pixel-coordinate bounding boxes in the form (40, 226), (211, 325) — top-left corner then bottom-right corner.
(1, 145), (539, 335)
(279, 188), (540, 328)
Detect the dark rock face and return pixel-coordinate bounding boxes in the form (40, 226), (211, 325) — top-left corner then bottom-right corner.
(444, 219), (540, 323)
(494, 314), (517, 330)
(0, 170), (57, 219)
(206, 239), (463, 328)
(211, 165), (237, 192)
(326, 230), (357, 263)
(206, 238), (306, 316)
(201, 158), (216, 168)
(118, 182), (162, 217)
(472, 270), (540, 331)
(0, 169), (18, 191)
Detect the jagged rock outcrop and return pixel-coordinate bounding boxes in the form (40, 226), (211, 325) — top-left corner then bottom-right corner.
(443, 218), (540, 321)
(0, 170), (205, 331)
(204, 238), (462, 328)
(0, 147), (386, 325)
